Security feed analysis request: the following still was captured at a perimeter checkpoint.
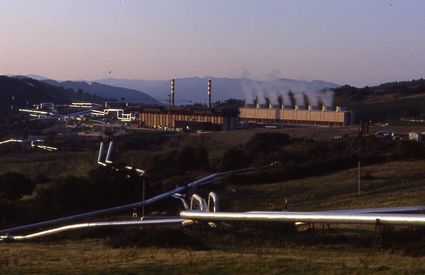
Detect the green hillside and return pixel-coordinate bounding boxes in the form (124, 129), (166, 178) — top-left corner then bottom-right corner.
(335, 79), (425, 123)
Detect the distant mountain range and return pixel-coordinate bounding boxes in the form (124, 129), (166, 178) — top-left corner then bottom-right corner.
(0, 76), (106, 113)
(43, 80), (160, 105)
(97, 77), (339, 104)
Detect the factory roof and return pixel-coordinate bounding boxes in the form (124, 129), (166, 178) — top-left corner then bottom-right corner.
(138, 106), (239, 117)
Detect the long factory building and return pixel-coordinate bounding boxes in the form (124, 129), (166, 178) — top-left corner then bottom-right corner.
(136, 79), (353, 131)
(138, 107), (239, 131)
(239, 105), (352, 127)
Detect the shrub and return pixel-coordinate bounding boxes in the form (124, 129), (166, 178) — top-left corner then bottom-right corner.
(246, 132), (291, 154)
(221, 148), (252, 170)
(0, 172), (35, 200)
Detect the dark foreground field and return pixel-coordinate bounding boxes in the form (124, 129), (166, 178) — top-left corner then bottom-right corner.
(1, 160), (425, 274)
(2, 238), (425, 274)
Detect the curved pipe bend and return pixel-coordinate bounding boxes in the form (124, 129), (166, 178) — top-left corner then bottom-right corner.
(208, 192), (219, 213)
(190, 194), (207, 211)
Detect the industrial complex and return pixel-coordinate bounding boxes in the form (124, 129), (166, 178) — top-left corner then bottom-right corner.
(17, 78), (353, 132)
(137, 78), (353, 131)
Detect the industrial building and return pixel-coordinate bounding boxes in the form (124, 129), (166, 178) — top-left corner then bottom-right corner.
(137, 107), (238, 131)
(239, 105), (352, 127)
(137, 78), (238, 131)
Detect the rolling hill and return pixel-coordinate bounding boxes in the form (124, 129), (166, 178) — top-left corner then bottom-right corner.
(43, 80), (161, 105)
(0, 76), (106, 112)
(334, 78), (425, 122)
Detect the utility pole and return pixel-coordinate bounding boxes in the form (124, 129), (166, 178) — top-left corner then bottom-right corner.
(167, 94), (171, 130)
(142, 179), (146, 217)
(357, 160), (361, 196)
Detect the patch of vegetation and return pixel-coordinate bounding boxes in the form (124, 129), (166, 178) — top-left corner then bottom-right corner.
(0, 172), (35, 200)
(334, 79), (425, 122)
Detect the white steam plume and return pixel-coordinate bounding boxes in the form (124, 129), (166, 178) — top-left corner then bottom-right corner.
(241, 78), (335, 109)
(279, 88), (292, 107)
(240, 79), (255, 105)
(265, 81), (279, 106)
(253, 82), (266, 105)
(320, 89), (335, 108)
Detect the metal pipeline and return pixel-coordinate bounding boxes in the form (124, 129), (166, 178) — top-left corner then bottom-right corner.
(247, 205), (425, 215)
(97, 142), (104, 163)
(105, 141), (113, 164)
(0, 218), (183, 241)
(0, 168), (254, 236)
(207, 192), (219, 212)
(190, 194), (207, 211)
(180, 210), (425, 226)
(172, 193), (189, 210)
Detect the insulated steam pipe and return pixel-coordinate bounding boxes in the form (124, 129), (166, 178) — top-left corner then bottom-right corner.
(207, 192), (219, 212)
(97, 142), (106, 166)
(0, 167), (255, 236)
(190, 194), (207, 211)
(246, 206), (425, 215)
(0, 218), (184, 241)
(179, 211), (425, 226)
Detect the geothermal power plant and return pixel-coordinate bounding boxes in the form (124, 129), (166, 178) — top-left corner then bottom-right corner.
(137, 79), (352, 130)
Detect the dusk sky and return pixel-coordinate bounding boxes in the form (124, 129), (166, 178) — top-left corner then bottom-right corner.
(1, 0), (424, 87)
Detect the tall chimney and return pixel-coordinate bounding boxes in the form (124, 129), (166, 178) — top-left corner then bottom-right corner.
(170, 79), (175, 107)
(207, 79), (212, 108)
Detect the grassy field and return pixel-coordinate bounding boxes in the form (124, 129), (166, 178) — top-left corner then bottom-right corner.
(225, 160), (425, 212)
(2, 236), (425, 274)
(0, 151), (97, 178)
(2, 160), (425, 273)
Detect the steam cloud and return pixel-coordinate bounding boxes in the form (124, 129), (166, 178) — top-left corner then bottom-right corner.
(240, 79), (335, 109)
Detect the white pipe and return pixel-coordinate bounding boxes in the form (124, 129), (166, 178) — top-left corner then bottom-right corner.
(19, 109), (52, 115)
(0, 218), (184, 241)
(0, 139), (23, 145)
(190, 194), (207, 211)
(97, 142), (104, 163)
(97, 142), (107, 166)
(105, 141), (113, 164)
(246, 205), (425, 215)
(36, 145), (57, 151)
(208, 192), (219, 213)
(180, 211), (425, 226)
(0, 168), (257, 236)
(172, 193), (189, 210)
(124, 165), (145, 175)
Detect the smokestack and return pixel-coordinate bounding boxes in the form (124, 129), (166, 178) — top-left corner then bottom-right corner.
(208, 79), (212, 108)
(170, 79), (175, 107)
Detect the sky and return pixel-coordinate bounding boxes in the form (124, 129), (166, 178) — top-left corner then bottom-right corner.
(1, 0), (424, 87)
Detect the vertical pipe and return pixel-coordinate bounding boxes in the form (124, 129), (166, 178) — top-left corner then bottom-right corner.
(208, 79), (212, 108)
(97, 142), (104, 163)
(142, 179), (146, 216)
(170, 79), (175, 108)
(105, 141), (113, 164)
(357, 160), (361, 195)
